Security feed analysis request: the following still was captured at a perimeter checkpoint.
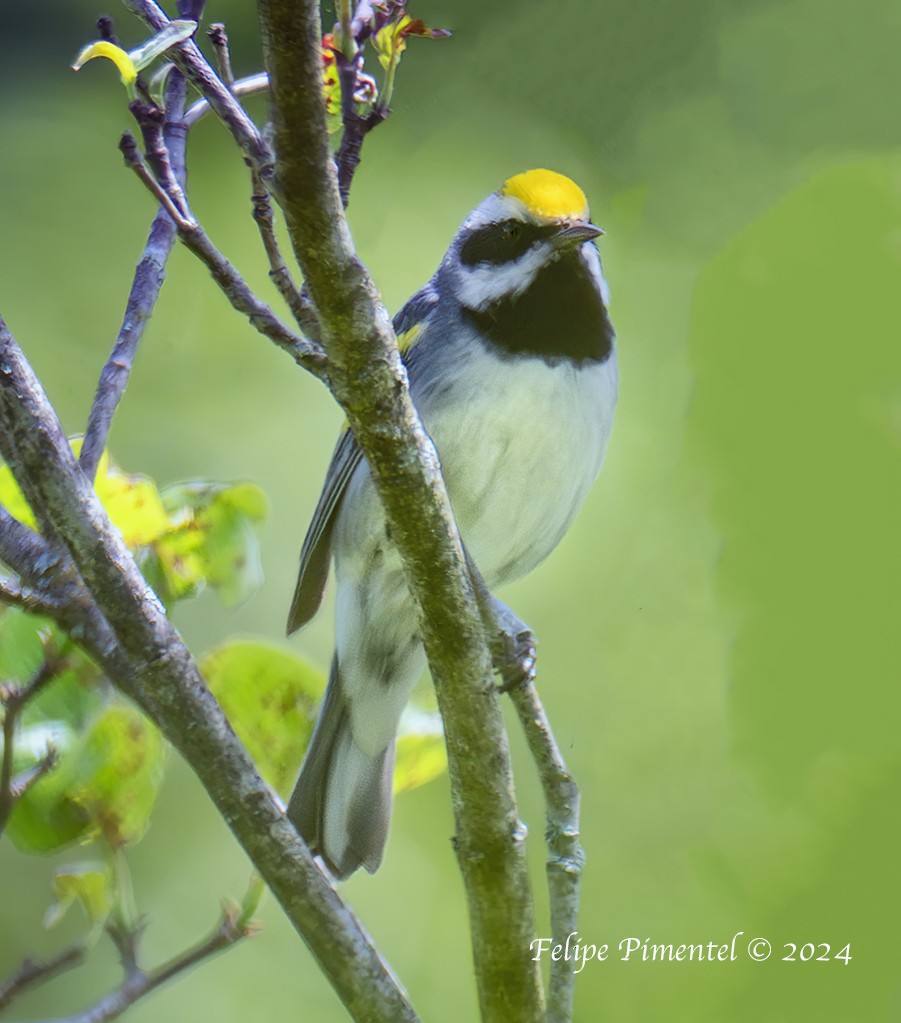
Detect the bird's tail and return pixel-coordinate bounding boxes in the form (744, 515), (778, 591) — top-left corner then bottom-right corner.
(287, 656), (394, 879)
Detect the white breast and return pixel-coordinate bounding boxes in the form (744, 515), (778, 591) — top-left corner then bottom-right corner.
(420, 347), (618, 587)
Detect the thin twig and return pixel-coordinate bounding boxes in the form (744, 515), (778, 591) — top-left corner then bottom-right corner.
(80, 74), (190, 481)
(119, 132), (193, 229)
(508, 684), (585, 1023)
(32, 910), (253, 1023)
(338, 0), (356, 58)
(0, 317), (420, 1023)
(0, 507), (48, 579)
(133, 73), (322, 349)
(176, 0), (207, 21)
(184, 72), (269, 129)
(0, 574), (63, 616)
(249, 165), (321, 338)
(7, 746), (59, 797)
(0, 946), (86, 1012)
(0, 647), (69, 834)
(97, 16), (119, 46)
(333, 2), (388, 207)
(122, 0), (272, 174)
(118, 131), (327, 375)
(129, 100), (191, 220)
(0, 506), (114, 653)
(334, 67), (385, 208)
(207, 24), (234, 89)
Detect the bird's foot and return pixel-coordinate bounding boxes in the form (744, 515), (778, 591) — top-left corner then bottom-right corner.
(489, 599), (537, 693)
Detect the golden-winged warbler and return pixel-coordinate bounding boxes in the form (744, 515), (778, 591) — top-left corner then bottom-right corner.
(287, 169), (617, 878)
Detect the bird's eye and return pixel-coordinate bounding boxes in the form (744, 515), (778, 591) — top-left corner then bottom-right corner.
(459, 221), (534, 266)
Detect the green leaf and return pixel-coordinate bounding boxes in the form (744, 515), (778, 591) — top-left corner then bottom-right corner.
(394, 706), (447, 794)
(0, 612), (100, 852)
(202, 640), (324, 796)
(72, 704), (166, 848)
(372, 13), (450, 71)
(44, 861), (114, 939)
(236, 873), (266, 930)
(7, 702), (166, 853)
(154, 482), (269, 606)
(22, 656), (104, 735)
(0, 606), (51, 681)
(6, 720), (91, 853)
(0, 610), (103, 735)
(202, 640), (444, 800)
(2, 448), (270, 609)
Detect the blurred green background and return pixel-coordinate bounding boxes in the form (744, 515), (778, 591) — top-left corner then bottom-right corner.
(2, 0), (900, 1020)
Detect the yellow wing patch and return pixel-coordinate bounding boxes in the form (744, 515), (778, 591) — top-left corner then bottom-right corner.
(397, 323), (422, 354)
(501, 169), (589, 220)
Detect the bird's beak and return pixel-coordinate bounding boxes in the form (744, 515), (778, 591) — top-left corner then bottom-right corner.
(553, 221), (605, 248)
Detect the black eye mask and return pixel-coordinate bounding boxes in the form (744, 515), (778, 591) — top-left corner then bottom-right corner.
(459, 220), (561, 267)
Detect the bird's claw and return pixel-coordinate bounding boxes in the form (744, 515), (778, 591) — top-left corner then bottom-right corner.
(493, 625), (537, 693)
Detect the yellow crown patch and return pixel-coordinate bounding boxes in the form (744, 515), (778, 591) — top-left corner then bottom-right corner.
(501, 169), (589, 220)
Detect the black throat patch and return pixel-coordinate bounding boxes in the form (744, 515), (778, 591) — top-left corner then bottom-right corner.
(463, 249), (615, 365)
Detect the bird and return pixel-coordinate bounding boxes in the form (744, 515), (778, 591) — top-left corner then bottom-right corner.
(286, 168), (618, 879)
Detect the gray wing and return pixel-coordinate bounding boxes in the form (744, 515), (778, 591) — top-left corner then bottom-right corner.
(287, 427), (363, 634)
(286, 283), (439, 635)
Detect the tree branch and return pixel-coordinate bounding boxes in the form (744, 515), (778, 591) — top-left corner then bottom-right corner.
(117, 129), (327, 375)
(0, 510), (96, 630)
(80, 74), (190, 481)
(248, 164), (320, 336)
(0, 645), (68, 833)
(0, 507), (51, 580)
(509, 684), (585, 1023)
(33, 909), (253, 1023)
(206, 24), (235, 90)
(0, 946), (86, 1013)
(122, 0), (272, 174)
(256, 2), (544, 1020)
(333, 24), (385, 207)
(0, 319), (419, 1023)
(0, 573), (63, 616)
(184, 72), (269, 129)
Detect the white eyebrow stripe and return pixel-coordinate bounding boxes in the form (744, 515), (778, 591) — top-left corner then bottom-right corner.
(455, 243), (553, 310)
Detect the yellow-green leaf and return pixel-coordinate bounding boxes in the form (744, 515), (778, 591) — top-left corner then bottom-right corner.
(372, 13), (450, 71)
(94, 451), (170, 547)
(155, 481), (269, 606)
(0, 461), (36, 528)
(394, 707), (447, 794)
(44, 861), (114, 938)
(202, 640), (325, 796)
(0, 444), (169, 547)
(71, 704), (166, 848)
(373, 14), (413, 71)
(9, 702), (166, 854)
(6, 719), (91, 853)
